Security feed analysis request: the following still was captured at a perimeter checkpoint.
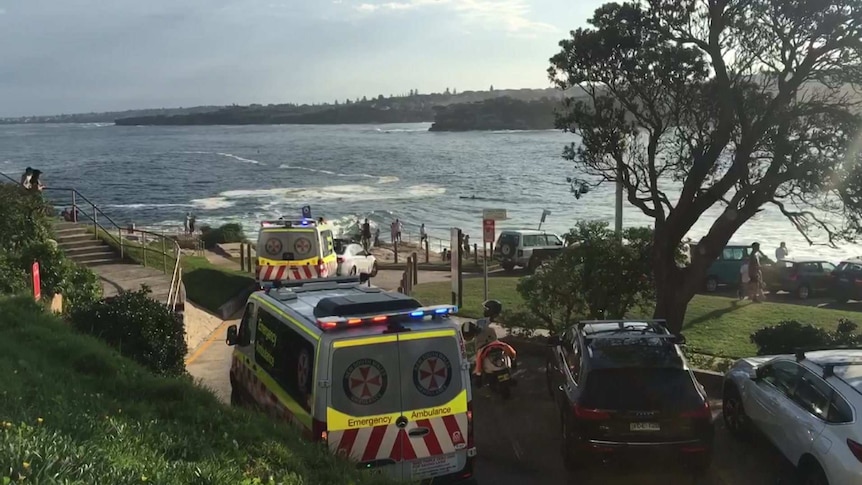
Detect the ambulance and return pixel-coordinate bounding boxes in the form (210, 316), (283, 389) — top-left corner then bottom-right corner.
(255, 218), (339, 285)
(225, 275), (477, 484)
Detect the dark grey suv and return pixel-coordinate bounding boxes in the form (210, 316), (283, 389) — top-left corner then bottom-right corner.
(546, 320), (715, 474)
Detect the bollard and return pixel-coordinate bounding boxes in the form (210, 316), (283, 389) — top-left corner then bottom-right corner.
(412, 252), (418, 285)
(425, 239), (430, 263)
(474, 244), (478, 265)
(118, 227), (124, 260)
(246, 244), (253, 273)
(394, 240), (399, 264)
(142, 232), (147, 267)
(240, 243), (246, 271)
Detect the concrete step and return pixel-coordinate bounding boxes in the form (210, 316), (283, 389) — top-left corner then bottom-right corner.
(78, 257), (123, 267)
(57, 239), (104, 250)
(69, 250), (117, 261)
(55, 231), (98, 242)
(62, 243), (113, 254)
(54, 227), (93, 237)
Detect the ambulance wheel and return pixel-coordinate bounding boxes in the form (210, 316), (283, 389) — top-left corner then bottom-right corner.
(370, 262), (378, 277)
(230, 386), (243, 407)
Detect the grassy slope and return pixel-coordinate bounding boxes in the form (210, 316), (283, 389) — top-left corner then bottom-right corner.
(181, 256), (255, 314)
(0, 296), (389, 485)
(412, 277), (862, 358)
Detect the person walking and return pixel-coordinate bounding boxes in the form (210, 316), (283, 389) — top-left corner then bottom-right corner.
(738, 260), (750, 300)
(775, 242), (789, 261)
(419, 223), (427, 245)
(189, 213), (197, 234)
(28, 170), (44, 192)
(20, 167), (33, 188)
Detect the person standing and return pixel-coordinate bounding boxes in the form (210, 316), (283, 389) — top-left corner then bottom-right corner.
(419, 223), (427, 245)
(184, 212), (191, 235)
(775, 242), (789, 261)
(28, 170), (44, 192)
(189, 213), (196, 234)
(738, 260), (750, 300)
(463, 234), (471, 256)
(361, 219), (372, 251)
(20, 167), (32, 188)
(390, 221), (397, 245)
(395, 219), (403, 243)
(748, 242), (765, 302)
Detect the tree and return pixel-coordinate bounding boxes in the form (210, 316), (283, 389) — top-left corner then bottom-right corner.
(362, 95), (368, 103)
(490, 85), (495, 91)
(549, 0), (862, 332)
(513, 222), (662, 335)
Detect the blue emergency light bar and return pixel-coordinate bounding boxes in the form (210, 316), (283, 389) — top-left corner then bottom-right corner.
(260, 218), (318, 228)
(316, 304), (459, 331)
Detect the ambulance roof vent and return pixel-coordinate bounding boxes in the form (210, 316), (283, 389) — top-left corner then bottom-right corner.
(269, 287), (298, 302)
(313, 292), (421, 318)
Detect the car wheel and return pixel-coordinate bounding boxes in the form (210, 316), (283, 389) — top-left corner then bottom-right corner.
(800, 462), (829, 485)
(349, 266), (357, 276)
(370, 262), (378, 277)
(500, 243), (515, 259)
(705, 276), (718, 292)
(502, 261), (515, 272)
(527, 257), (540, 274)
(797, 284), (811, 300)
(722, 385), (751, 440)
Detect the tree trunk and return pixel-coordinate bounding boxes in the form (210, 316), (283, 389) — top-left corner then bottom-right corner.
(651, 226), (699, 334)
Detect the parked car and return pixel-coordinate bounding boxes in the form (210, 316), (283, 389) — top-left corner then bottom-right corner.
(723, 349), (862, 485)
(493, 229), (565, 272)
(546, 320), (714, 473)
(334, 240), (378, 276)
(831, 258), (862, 303)
(702, 242), (773, 292)
(763, 258), (837, 299)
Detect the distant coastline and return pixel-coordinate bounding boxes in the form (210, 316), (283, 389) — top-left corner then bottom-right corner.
(428, 97), (562, 132)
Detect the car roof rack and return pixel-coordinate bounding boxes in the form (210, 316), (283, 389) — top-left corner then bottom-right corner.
(313, 291), (423, 318)
(260, 275), (367, 292)
(578, 319), (670, 334)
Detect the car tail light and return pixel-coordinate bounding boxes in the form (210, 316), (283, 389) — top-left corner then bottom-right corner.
(574, 403), (611, 420)
(681, 401), (711, 420)
(467, 401), (474, 448)
(848, 439), (862, 463)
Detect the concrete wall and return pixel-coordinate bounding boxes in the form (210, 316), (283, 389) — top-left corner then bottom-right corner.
(183, 300), (225, 353)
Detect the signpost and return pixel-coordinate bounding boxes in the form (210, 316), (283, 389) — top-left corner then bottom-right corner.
(480, 209), (507, 301)
(31, 261), (41, 301)
(450, 228), (463, 308)
(301, 205), (312, 219)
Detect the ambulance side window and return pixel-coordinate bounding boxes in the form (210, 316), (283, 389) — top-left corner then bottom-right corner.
(237, 303), (255, 347)
(321, 230), (334, 257)
(255, 309), (314, 412)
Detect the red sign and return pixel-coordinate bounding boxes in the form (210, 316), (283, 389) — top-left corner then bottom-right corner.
(483, 219), (495, 244)
(31, 261), (41, 301)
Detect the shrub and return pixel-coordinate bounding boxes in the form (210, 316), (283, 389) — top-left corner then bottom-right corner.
(69, 286), (187, 376)
(59, 259), (103, 313)
(750, 319), (861, 355)
(200, 223), (246, 249)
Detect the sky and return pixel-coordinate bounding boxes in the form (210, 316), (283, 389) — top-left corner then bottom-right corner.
(0, 0), (604, 117)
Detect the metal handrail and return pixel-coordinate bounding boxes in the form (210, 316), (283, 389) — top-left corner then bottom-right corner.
(0, 172), (183, 309)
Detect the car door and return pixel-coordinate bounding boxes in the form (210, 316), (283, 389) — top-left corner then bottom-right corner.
(230, 302), (258, 402)
(355, 248), (372, 274)
(776, 367), (829, 464)
(744, 360), (801, 445)
(818, 262), (836, 292)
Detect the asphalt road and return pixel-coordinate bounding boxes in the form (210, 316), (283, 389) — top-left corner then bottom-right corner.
(187, 318), (796, 485)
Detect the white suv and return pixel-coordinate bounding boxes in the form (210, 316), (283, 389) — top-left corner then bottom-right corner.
(723, 349), (862, 485)
(493, 230), (565, 272)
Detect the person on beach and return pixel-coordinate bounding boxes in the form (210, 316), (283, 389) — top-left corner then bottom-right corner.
(20, 167), (33, 188)
(361, 219), (372, 251)
(28, 170), (44, 192)
(395, 219), (403, 243)
(184, 212), (191, 234)
(374, 227), (380, 248)
(775, 242), (788, 261)
(419, 223), (427, 246)
(390, 221), (397, 244)
(189, 213), (196, 234)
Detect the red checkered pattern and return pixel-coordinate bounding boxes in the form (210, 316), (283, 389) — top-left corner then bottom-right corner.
(256, 260), (336, 283)
(231, 356), (309, 430)
(327, 413), (468, 463)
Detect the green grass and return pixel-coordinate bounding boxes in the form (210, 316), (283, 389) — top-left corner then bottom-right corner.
(0, 296), (391, 485)
(181, 256), (255, 314)
(412, 277), (862, 359)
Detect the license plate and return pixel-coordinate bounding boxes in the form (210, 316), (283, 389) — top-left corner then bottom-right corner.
(410, 453), (460, 480)
(497, 373), (510, 382)
(630, 422), (660, 431)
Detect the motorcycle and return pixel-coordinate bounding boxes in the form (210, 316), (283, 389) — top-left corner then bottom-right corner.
(461, 300), (518, 399)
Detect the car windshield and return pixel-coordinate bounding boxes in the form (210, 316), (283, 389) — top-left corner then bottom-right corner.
(334, 240), (346, 255)
(837, 261), (862, 272)
(580, 368), (702, 412)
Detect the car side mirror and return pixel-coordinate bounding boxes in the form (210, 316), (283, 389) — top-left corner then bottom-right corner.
(752, 367), (763, 380)
(548, 334), (561, 346)
(226, 325), (238, 346)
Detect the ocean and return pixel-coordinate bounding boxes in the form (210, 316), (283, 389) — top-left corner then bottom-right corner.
(1, 122), (857, 261)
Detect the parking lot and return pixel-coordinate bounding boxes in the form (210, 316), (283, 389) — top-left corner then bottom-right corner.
(471, 353), (797, 485)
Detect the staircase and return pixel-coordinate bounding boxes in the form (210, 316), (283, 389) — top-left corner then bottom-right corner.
(53, 221), (122, 266)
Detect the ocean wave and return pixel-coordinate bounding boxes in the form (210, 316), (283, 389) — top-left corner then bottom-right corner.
(103, 203), (193, 209)
(374, 128), (427, 133)
(190, 197), (236, 210)
(278, 163), (399, 183)
(216, 152), (263, 165)
(220, 184), (445, 204)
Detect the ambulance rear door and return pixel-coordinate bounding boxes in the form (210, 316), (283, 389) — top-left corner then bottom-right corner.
(326, 335), (405, 480)
(396, 329), (471, 482)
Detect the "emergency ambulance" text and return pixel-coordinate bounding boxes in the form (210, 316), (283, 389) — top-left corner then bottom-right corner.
(348, 416), (393, 428)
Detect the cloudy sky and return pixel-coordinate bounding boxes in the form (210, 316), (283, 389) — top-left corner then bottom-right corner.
(0, 0), (603, 117)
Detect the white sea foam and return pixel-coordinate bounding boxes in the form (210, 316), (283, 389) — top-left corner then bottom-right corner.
(190, 197), (236, 210)
(278, 164), (398, 183)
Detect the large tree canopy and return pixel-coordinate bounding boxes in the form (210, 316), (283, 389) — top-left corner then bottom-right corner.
(549, 0), (862, 332)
